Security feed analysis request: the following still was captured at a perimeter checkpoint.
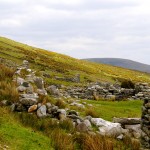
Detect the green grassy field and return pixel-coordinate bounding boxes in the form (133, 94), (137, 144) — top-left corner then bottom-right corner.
(81, 100), (142, 121)
(0, 107), (54, 150)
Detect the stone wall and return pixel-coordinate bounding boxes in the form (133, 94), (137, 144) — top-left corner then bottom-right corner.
(141, 97), (150, 149)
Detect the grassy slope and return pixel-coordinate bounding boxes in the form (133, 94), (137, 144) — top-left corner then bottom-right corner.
(0, 38), (144, 150)
(0, 107), (53, 150)
(0, 36), (150, 84)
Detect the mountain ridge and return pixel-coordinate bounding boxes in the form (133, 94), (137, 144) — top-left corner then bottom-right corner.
(83, 58), (150, 73)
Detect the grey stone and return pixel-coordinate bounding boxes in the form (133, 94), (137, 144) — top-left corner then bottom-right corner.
(15, 77), (25, 86)
(34, 77), (44, 89)
(46, 103), (52, 109)
(51, 106), (59, 113)
(47, 85), (60, 96)
(117, 134), (124, 140)
(37, 89), (47, 96)
(84, 119), (92, 128)
(57, 109), (66, 116)
(37, 103), (42, 109)
(37, 105), (47, 118)
(10, 104), (16, 112)
(20, 98), (37, 106)
(20, 93), (39, 99)
(17, 85), (26, 92)
(68, 110), (78, 116)
(76, 122), (88, 132)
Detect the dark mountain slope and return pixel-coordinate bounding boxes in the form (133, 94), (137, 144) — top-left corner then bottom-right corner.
(84, 58), (150, 73)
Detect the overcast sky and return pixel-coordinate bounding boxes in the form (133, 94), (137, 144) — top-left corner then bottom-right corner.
(0, 0), (150, 64)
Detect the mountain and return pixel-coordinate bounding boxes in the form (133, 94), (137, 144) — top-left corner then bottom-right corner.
(84, 58), (150, 73)
(0, 37), (150, 83)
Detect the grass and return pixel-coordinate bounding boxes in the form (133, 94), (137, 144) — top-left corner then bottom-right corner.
(0, 36), (150, 86)
(0, 107), (54, 150)
(0, 37), (144, 150)
(81, 100), (142, 121)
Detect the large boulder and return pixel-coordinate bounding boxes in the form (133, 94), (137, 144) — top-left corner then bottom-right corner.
(113, 117), (141, 126)
(37, 105), (47, 118)
(91, 118), (122, 137)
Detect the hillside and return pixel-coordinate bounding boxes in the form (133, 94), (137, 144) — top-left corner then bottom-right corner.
(0, 37), (149, 150)
(84, 58), (150, 73)
(0, 37), (150, 84)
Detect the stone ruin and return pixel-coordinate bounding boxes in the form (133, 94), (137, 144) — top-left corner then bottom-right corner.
(140, 83), (150, 149)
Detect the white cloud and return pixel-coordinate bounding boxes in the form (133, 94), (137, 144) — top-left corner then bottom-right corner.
(0, 19), (21, 27)
(0, 0), (150, 64)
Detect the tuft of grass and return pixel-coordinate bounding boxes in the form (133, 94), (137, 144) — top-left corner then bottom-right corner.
(75, 133), (113, 150)
(59, 119), (75, 133)
(0, 81), (19, 102)
(55, 99), (66, 108)
(131, 139), (140, 150)
(50, 128), (74, 150)
(85, 108), (99, 118)
(0, 64), (15, 81)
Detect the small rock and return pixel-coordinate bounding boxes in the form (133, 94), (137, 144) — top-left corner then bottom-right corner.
(37, 89), (47, 96)
(28, 105), (38, 113)
(84, 119), (92, 128)
(37, 105), (47, 118)
(20, 98), (37, 106)
(117, 134), (124, 140)
(10, 104), (16, 112)
(76, 122), (89, 132)
(46, 102), (52, 109)
(68, 110), (78, 116)
(17, 85), (26, 92)
(34, 77), (44, 89)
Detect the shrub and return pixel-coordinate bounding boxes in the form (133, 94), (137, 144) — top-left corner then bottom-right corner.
(121, 80), (135, 89)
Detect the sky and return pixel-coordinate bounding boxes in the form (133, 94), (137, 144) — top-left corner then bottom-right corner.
(0, 0), (150, 64)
